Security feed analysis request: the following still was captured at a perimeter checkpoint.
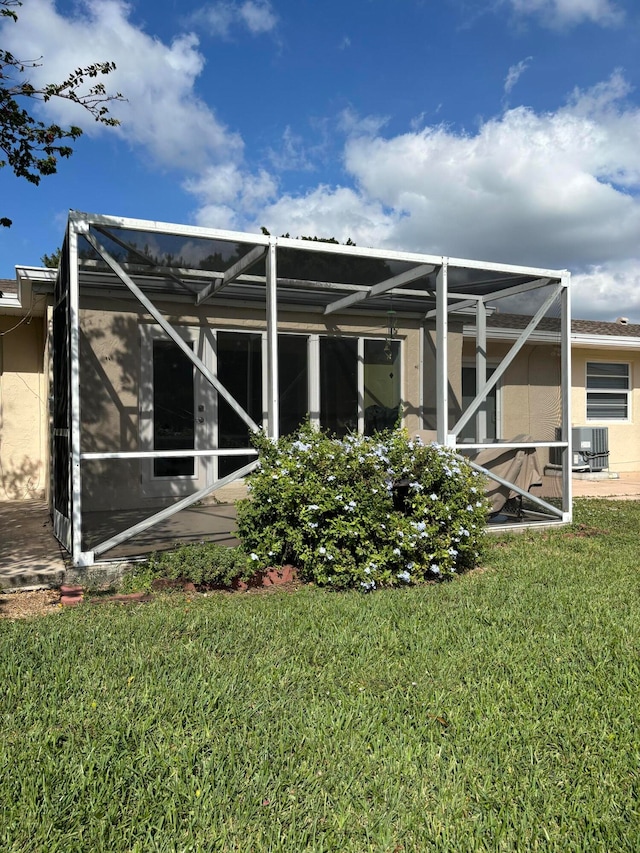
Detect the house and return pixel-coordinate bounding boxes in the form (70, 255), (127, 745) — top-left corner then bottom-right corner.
(1, 211), (584, 567)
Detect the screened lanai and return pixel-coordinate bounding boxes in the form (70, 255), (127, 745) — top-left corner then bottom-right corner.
(50, 211), (572, 567)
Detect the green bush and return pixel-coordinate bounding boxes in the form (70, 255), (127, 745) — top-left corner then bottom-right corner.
(236, 426), (488, 589)
(122, 542), (256, 591)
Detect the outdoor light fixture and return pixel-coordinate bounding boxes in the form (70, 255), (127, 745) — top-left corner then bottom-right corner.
(385, 305), (397, 361)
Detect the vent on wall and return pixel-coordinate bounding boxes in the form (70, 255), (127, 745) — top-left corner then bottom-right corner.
(551, 427), (609, 472)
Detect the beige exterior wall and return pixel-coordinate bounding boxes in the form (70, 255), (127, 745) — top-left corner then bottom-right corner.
(76, 297), (465, 511)
(571, 346), (640, 473)
(462, 339), (562, 447)
(0, 315), (47, 500)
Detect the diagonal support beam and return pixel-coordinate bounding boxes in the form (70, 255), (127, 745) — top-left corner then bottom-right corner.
(424, 297), (477, 319)
(93, 224), (200, 296)
(91, 459), (259, 557)
(463, 455), (563, 519)
(324, 263), (434, 316)
(482, 277), (551, 303)
(197, 244), (267, 305)
(85, 231), (260, 433)
(451, 283), (562, 438)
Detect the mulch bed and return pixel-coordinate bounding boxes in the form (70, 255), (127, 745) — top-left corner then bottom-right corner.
(0, 589), (62, 620)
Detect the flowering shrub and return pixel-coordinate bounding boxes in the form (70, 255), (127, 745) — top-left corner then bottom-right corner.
(236, 426), (488, 589)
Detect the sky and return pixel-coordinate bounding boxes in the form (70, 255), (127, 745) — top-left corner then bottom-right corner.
(1, 0), (640, 320)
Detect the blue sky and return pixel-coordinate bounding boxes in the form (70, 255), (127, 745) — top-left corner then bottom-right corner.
(1, 0), (640, 319)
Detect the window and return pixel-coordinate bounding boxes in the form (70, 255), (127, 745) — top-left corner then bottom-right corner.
(217, 331), (263, 477)
(460, 365), (499, 442)
(319, 337), (401, 436)
(586, 362), (630, 420)
(152, 339), (195, 478)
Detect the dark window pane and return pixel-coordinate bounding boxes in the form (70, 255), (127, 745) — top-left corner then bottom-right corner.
(587, 363), (629, 390)
(587, 375), (628, 390)
(278, 335), (308, 436)
(587, 362), (628, 377)
(153, 341), (195, 477)
(364, 339), (401, 434)
(218, 332), (262, 477)
(587, 392), (628, 420)
(460, 366), (497, 442)
(320, 338), (358, 436)
(153, 340), (195, 477)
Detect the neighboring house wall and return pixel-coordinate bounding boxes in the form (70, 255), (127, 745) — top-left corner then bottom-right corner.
(571, 345), (640, 473)
(0, 315), (47, 500)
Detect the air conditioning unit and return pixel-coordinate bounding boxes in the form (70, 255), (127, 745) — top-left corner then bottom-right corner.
(551, 427), (609, 471)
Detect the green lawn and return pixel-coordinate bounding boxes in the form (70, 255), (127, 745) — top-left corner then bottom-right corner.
(1, 500), (639, 852)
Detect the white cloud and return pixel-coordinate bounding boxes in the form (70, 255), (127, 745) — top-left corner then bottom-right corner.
(267, 126), (315, 172)
(245, 72), (640, 319)
(1, 0), (243, 170)
(193, 1), (277, 38)
(504, 56), (533, 96)
(239, 1), (278, 34)
(572, 261), (640, 321)
(506, 0), (624, 27)
(186, 164), (278, 229)
(251, 184), (399, 243)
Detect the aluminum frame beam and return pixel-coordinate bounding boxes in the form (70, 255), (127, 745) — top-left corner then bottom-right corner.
(90, 459), (259, 558)
(93, 224), (200, 296)
(463, 456), (564, 519)
(324, 263), (435, 316)
(84, 230), (260, 434)
(436, 263), (448, 443)
(451, 282), (562, 439)
(196, 244), (268, 305)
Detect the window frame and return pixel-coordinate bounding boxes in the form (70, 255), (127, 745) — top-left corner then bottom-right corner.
(585, 360), (631, 423)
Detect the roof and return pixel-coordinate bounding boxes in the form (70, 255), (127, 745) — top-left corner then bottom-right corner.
(487, 313), (640, 338)
(0, 278), (17, 297)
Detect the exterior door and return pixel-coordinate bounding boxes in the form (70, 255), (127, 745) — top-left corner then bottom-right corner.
(140, 326), (214, 496)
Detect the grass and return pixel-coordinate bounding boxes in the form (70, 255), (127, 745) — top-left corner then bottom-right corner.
(1, 499), (639, 852)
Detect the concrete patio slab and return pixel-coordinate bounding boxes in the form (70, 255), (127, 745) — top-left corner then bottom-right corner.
(0, 500), (65, 589)
(571, 472), (640, 500)
(2, 474), (640, 589)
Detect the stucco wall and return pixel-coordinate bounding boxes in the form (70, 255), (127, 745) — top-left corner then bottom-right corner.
(0, 316), (47, 500)
(462, 339), (563, 447)
(77, 297), (460, 511)
(572, 346), (640, 473)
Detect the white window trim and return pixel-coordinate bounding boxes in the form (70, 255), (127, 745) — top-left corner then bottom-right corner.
(585, 360), (631, 423)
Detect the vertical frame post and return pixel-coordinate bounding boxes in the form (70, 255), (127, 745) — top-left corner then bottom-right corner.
(436, 261), (449, 444)
(265, 238), (279, 439)
(561, 273), (572, 522)
(476, 299), (487, 442)
(68, 220), (88, 565)
(309, 335), (320, 428)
